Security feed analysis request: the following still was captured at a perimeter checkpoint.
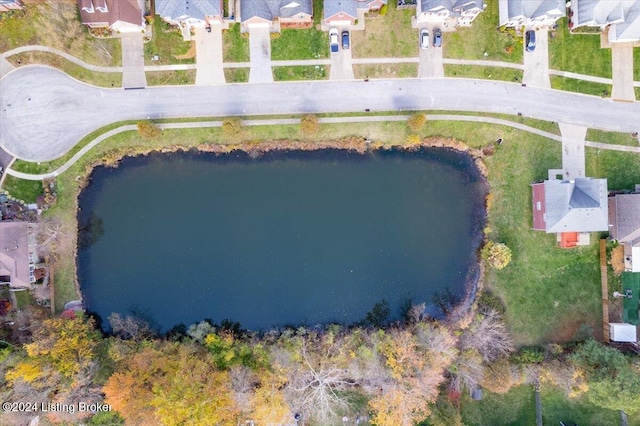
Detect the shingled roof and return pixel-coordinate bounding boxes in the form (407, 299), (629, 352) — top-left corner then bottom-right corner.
(241, 0), (312, 22)
(542, 178), (609, 233)
(499, 0), (565, 23)
(571, 0), (640, 42)
(0, 222), (30, 288)
(156, 0), (222, 20)
(78, 0), (143, 28)
(421, 0), (483, 13)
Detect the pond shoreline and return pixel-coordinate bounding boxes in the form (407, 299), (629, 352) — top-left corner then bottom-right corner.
(71, 137), (490, 330)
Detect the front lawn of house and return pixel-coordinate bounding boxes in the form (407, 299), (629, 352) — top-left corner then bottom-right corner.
(351, 2), (417, 58)
(271, 28), (328, 60)
(143, 18), (193, 65)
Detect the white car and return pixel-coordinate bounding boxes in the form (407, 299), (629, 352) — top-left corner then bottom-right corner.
(420, 29), (429, 49)
(329, 28), (339, 54)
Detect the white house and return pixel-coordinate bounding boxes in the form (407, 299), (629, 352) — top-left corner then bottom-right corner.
(156, 0), (224, 40)
(570, 0), (640, 43)
(416, 0), (486, 27)
(498, 0), (565, 28)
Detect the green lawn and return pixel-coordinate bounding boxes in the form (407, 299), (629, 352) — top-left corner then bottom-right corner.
(273, 65), (326, 81)
(271, 28), (328, 60)
(446, 64), (522, 83)
(223, 24), (249, 62)
(460, 385), (537, 425)
(352, 2), (416, 58)
(586, 129), (640, 147)
(445, 0), (523, 63)
(144, 19), (193, 65)
(14, 290), (34, 310)
(550, 76), (611, 99)
(549, 19), (612, 78)
(2, 174), (42, 204)
(224, 68), (249, 83)
(353, 63), (418, 79)
(541, 387), (620, 425)
(145, 70), (195, 86)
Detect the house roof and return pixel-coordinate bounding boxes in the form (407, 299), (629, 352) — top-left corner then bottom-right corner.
(573, 0), (640, 41)
(421, 0), (483, 14)
(78, 0), (143, 27)
(542, 178), (609, 233)
(324, 0), (358, 19)
(499, 0), (565, 23)
(0, 221), (30, 288)
(241, 0), (311, 22)
(609, 192), (640, 244)
(156, 0), (222, 20)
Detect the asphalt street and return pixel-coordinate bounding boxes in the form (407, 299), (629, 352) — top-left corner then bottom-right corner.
(1, 66), (640, 162)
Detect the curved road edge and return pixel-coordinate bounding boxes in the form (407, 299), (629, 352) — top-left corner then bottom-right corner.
(5, 114), (639, 181)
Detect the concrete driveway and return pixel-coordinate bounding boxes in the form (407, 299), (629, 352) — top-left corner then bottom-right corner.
(418, 28), (444, 78)
(248, 25), (274, 84)
(522, 29), (550, 88)
(329, 28), (354, 80)
(194, 25), (225, 85)
(3, 67), (640, 162)
(610, 43), (636, 102)
(120, 32), (147, 88)
(558, 122), (586, 180)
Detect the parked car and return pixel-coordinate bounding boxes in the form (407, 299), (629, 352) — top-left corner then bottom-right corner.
(420, 29), (429, 49)
(342, 30), (350, 49)
(433, 28), (442, 47)
(525, 30), (536, 52)
(330, 28), (339, 53)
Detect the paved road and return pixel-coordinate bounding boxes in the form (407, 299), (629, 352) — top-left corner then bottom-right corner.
(194, 25), (226, 85)
(120, 32), (147, 88)
(523, 29), (550, 88)
(248, 25), (274, 83)
(2, 66), (640, 162)
(611, 43), (636, 102)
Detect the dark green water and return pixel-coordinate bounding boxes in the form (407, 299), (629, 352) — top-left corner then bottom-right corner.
(77, 149), (486, 331)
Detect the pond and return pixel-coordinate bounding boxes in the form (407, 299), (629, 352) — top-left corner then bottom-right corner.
(77, 148), (487, 332)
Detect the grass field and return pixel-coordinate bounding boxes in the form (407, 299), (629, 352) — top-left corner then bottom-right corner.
(550, 76), (611, 97)
(271, 28), (328, 60)
(353, 63), (418, 79)
(549, 20), (612, 78)
(145, 70), (195, 86)
(144, 19), (193, 65)
(352, 3), (416, 58)
(446, 64), (522, 83)
(223, 24), (249, 62)
(273, 65), (326, 80)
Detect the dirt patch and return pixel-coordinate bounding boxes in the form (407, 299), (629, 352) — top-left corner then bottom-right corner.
(174, 41), (196, 60)
(610, 244), (625, 275)
(546, 318), (602, 343)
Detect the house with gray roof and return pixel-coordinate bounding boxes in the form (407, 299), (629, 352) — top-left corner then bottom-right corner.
(416, 0), (486, 28)
(499, 0), (565, 28)
(0, 0), (23, 13)
(532, 177), (608, 247)
(570, 0), (640, 43)
(78, 0), (145, 32)
(324, 0), (387, 26)
(0, 222), (36, 288)
(156, 0), (224, 40)
(609, 187), (640, 272)
(241, 0), (313, 30)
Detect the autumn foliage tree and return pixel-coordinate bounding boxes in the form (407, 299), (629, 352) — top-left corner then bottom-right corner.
(300, 114), (320, 136)
(137, 120), (161, 139)
(482, 241), (512, 270)
(407, 113), (427, 132)
(222, 117), (244, 141)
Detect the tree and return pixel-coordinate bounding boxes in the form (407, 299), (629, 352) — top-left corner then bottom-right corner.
(458, 310), (513, 363)
(300, 114), (320, 136)
(222, 117), (244, 140)
(108, 313), (155, 342)
(481, 358), (514, 394)
(407, 113), (427, 131)
(137, 120), (161, 139)
(481, 242), (512, 270)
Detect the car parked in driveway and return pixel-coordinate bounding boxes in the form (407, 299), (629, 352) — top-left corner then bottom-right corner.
(330, 28), (339, 53)
(433, 28), (442, 47)
(525, 30), (536, 52)
(420, 29), (429, 49)
(342, 30), (350, 49)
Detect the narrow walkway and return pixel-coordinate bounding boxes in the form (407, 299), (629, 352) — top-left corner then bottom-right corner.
(600, 238), (610, 343)
(3, 46), (640, 88)
(558, 123), (586, 179)
(5, 114), (640, 182)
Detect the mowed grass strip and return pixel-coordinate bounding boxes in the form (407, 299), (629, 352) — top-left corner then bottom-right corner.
(271, 28), (328, 60)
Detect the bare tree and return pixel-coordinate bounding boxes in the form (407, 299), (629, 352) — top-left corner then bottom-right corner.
(459, 309), (514, 363)
(108, 313), (154, 342)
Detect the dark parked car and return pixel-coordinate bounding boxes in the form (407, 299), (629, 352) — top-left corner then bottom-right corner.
(433, 28), (442, 47)
(525, 30), (536, 52)
(342, 30), (350, 49)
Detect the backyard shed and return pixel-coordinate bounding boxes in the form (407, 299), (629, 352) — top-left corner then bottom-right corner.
(609, 323), (637, 342)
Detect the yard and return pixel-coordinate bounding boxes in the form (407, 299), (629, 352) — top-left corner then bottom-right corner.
(351, 2), (417, 58)
(271, 28), (328, 60)
(143, 18), (193, 65)
(223, 24), (249, 63)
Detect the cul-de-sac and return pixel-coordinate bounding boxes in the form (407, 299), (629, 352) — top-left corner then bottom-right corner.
(0, 0), (640, 425)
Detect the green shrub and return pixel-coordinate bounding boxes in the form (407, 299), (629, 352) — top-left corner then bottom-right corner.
(477, 290), (506, 315)
(481, 241), (512, 270)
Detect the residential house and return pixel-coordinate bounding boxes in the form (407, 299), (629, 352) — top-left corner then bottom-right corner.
(0, 222), (37, 288)
(0, 0), (24, 13)
(324, 0), (387, 26)
(416, 0), (486, 28)
(156, 0), (225, 40)
(78, 0), (145, 32)
(498, 0), (565, 28)
(241, 0), (313, 31)
(609, 187), (640, 272)
(570, 0), (640, 43)
(532, 177), (609, 248)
